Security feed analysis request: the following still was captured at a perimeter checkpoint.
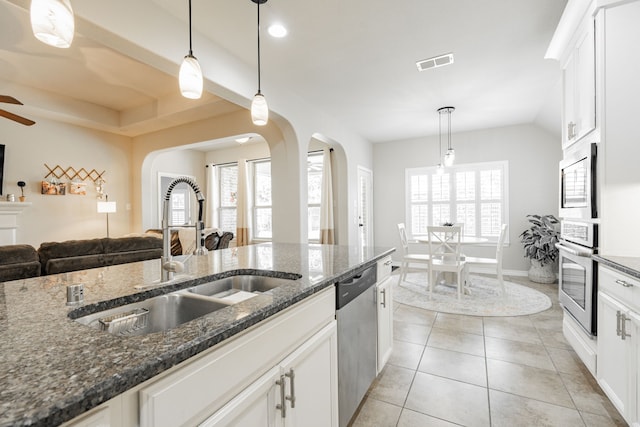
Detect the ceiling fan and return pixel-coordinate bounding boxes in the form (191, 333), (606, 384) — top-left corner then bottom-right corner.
(0, 95), (36, 126)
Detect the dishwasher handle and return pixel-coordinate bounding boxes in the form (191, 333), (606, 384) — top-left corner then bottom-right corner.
(336, 265), (377, 309)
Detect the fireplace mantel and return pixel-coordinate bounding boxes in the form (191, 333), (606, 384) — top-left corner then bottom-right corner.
(0, 201), (32, 245)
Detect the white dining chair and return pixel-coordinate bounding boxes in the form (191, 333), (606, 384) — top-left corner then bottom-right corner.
(463, 224), (508, 296)
(427, 225), (466, 299)
(397, 223), (430, 284)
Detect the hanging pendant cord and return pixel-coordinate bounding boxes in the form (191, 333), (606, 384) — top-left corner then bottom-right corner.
(256, 1), (262, 94)
(438, 112), (442, 159)
(188, 0), (193, 56)
(447, 110), (452, 150)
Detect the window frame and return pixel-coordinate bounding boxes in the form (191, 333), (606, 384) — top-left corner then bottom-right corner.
(251, 159), (272, 242)
(307, 152), (324, 243)
(404, 161), (509, 244)
(217, 163), (238, 234)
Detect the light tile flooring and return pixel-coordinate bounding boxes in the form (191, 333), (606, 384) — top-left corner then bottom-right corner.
(350, 274), (628, 427)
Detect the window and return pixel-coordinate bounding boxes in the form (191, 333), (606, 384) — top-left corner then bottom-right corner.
(405, 161), (509, 242)
(307, 152), (323, 242)
(158, 173), (193, 226)
(218, 164), (238, 233)
(253, 160), (272, 240)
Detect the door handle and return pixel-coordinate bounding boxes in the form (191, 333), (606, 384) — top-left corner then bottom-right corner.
(380, 288), (387, 308)
(276, 374), (287, 418)
(285, 368), (296, 408)
(621, 314), (631, 341)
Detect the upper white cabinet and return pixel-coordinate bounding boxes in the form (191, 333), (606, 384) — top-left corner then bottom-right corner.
(561, 15), (596, 149)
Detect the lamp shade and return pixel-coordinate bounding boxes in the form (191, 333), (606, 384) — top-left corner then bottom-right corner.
(30, 0), (74, 48)
(97, 201), (117, 214)
(251, 92), (269, 126)
(179, 54), (203, 99)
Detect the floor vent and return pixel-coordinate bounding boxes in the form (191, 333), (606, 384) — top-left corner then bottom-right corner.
(416, 53), (454, 72)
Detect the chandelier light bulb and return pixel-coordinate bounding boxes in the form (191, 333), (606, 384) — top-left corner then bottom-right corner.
(251, 92), (269, 126)
(179, 54), (203, 99)
(30, 0), (75, 48)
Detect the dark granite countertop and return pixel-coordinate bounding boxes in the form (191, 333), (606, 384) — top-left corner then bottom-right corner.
(0, 243), (394, 427)
(594, 254), (640, 280)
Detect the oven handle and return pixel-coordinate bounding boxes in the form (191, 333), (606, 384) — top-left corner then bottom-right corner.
(555, 242), (593, 257)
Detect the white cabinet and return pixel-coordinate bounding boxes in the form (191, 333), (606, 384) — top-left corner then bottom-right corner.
(597, 266), (640, 425)
(561, 16), (596, 149)
(202, 322), (338, 427)
(376, 256), (394, 373)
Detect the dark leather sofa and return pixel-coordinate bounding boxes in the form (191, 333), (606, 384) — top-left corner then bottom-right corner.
(0, 244), (41, 282)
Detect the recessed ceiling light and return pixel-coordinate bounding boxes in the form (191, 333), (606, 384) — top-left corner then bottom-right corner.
(235, 136), (251, 144)
(416, 53), (454, 72)
(268, 24), (287, 38)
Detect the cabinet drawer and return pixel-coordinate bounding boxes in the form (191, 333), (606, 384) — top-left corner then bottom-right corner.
(599, 266), (640, 312)
(377, 256), (392, 282)
(138, 286), (335, 427)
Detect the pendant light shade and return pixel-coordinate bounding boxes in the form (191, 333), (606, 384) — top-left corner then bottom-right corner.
(251, 92), (269, 125)
(438, 106), (456, 167)
(179, 0), (203, 99)
(251, 0), (269, 126)
(180, 54), (203, 99)
(30, 0), (75, 48)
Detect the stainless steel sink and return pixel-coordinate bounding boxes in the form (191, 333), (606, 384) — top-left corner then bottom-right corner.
(74, 293), (230, 336)
(186, 275), (294, 300)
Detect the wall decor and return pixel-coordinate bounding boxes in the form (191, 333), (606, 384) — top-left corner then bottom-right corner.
(44, 164), (105, 184)
(69, 182), (87, 195)
(41, 180), (66, 195)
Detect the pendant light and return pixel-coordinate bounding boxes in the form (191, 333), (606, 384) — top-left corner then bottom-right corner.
(436, 108), (444, 175)
(30, 0), (75, 48)
(439, 106), (456, 167)
(250, 0), (269, 126)
(179, 0), (203, 99)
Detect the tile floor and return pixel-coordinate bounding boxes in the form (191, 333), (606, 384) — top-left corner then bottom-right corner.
(350, 274), (628, 427)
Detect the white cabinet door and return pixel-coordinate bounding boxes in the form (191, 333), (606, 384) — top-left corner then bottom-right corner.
(598, 291), (632, 418)
(280, 322), (338, 427)
(200, 366), (282, 427)
(377, 277), (393, 373)
(562, 18), (596, 149)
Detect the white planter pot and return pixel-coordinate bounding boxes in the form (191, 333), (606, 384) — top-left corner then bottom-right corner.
(528, 259), (556, 284)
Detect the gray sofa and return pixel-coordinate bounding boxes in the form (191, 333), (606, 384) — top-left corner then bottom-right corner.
(37, 236), (163, 276)
(0, 244), (41, 282)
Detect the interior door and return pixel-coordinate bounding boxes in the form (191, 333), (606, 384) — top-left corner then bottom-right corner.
(357, 167), (373, 249)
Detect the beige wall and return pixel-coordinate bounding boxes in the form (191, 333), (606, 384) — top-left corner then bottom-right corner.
(373, 123), (561, 274)
(0, 116), (133, 247)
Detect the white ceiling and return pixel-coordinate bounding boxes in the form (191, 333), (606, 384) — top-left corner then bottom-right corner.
(0, 0), (567, 142)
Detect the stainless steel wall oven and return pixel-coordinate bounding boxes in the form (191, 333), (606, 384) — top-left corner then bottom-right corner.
(557, 220), (598, 335)
(559, 142), (597, 219)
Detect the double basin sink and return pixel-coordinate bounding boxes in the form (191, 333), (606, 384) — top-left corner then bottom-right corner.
(74, 274), (300, 336)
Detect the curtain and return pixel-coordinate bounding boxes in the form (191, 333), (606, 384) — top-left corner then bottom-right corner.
(205, 164), (218, 229)
(319, 148), (335, 244)
(236, 159), (251, 246)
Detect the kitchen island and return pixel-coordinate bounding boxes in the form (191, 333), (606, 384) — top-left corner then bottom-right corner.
(0, 243), (394, 427)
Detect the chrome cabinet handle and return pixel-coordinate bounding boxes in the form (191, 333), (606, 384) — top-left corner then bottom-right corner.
(621, 314), (631, 340)
(616, 311), (622, 337)
(568, 121), (576, 139)
(615, 279), (634, 288)
(381, 288), (387, 308)
(285, 369), (296, 408)
(276, 374), (287, 418)
(384, 259), (392, 266)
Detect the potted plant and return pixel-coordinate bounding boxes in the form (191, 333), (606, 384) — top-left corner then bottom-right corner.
(17, 181), (26, 202)
(519, 214), (560, 283)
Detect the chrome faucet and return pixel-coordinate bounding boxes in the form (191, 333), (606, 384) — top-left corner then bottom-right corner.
(161, 177), (207, 282)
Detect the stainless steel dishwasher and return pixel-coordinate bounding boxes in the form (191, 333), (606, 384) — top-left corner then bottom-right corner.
(336, 264), (378, 427)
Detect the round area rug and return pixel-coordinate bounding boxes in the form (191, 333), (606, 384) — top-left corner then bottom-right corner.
(393, 271), (552, 317)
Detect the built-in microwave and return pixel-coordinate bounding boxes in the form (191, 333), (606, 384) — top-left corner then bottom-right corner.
(559, 142), (597, 219)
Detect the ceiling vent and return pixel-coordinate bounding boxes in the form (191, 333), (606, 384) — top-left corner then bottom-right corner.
(416, 53), (454, 72)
